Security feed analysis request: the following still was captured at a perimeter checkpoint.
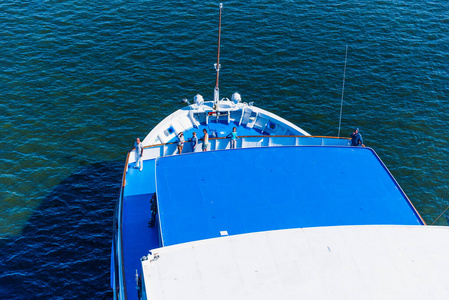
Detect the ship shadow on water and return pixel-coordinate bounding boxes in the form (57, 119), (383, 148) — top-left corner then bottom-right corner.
(0, 161), (123, 300)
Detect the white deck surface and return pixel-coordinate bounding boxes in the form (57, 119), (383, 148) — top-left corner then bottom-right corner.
(142, 225), (449, 300)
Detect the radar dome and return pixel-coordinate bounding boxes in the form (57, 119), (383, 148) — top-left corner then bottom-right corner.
(194, 94), (204, 106)
(232, 92), (241, 103)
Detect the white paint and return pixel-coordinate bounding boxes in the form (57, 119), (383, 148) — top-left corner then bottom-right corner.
(142, 225), (449, 300)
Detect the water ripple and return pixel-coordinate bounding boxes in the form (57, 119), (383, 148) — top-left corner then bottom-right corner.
(0, 0), (448, 298)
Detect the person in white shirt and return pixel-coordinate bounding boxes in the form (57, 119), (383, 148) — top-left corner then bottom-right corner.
(134, 138), (144, 171)
(177, 132), (185, 154)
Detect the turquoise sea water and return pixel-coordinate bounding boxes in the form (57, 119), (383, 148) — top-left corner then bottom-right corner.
(0, 1), (447, 298)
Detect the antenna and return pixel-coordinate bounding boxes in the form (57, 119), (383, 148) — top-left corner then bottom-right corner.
(431, 203), (449, 225)
(337, 45), (348, 138)
(213, 3), (223, 108)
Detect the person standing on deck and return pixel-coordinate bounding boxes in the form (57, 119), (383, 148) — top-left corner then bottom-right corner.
(190, 132), (198, 152)
(202, 129), (209, 151)
(177, 132), (185, 154)
(134, 137), (144, 171)
(350, 128), (365, 147)
(227, 127), (239, 149)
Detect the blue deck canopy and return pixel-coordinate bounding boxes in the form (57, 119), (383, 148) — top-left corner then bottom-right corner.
(155, 146), (423, 247)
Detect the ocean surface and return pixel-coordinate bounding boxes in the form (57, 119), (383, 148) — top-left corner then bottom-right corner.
(0, 1), (447, 298)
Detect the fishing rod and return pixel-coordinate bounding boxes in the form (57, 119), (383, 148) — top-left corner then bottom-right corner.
(338, 45), (348, 137)
(213, 3), (223, 108)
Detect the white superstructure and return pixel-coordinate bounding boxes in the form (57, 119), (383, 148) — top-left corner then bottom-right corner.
(142, 99), (310, 147)
(141, 225), (449, 300)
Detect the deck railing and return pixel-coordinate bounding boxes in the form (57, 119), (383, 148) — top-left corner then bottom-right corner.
(126, 135), (351, 170)
(113, 150), (131, 300)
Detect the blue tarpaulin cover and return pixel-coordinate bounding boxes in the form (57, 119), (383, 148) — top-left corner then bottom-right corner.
(155, 146), (423, 246)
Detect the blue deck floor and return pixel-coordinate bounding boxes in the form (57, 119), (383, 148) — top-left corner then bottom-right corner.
(125, 160), (156, 197)
(155, 146), (423, 247)
(122, 159), (159, 300)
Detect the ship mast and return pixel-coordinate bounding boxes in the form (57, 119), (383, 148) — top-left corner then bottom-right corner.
(213, 3), (223, 109)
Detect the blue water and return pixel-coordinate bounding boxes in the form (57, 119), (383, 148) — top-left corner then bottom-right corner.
(0, 1), (447, 298)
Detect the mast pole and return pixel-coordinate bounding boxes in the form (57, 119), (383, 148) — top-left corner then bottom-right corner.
(338, 45), (348, 138)
(214, 3), (223, 108)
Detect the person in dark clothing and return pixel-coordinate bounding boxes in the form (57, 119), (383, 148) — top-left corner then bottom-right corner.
(148, 193), (158, 227)
(350, 128), (365, 147)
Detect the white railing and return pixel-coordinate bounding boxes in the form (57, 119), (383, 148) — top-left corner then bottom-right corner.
(127, 136), (351, 169)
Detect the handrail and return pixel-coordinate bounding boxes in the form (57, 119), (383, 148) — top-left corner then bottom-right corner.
(122, 135), (353, 163)
(140, 135), (351, 150)
(114, 151), (131, 299)
(122, 151), (131, 188)
(112, 198), (120, 300)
